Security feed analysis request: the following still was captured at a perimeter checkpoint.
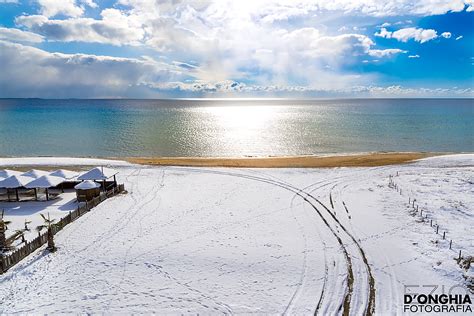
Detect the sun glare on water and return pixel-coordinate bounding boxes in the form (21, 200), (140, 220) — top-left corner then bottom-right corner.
(205, 105), (278, 131)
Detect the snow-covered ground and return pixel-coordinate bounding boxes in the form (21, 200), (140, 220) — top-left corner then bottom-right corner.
(0, 191), (78, 248)
(0, 155), (472, 314)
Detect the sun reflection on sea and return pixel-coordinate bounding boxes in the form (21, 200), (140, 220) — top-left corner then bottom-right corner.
(197, 105), (281, 156)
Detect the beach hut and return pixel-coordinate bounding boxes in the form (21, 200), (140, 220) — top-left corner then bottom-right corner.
(78, 167), (118, 190)
(22, 169), (50, 179)
(74, 181), (101, 202)
(25, 175), (65, 201)
(0, 175), (32, 201)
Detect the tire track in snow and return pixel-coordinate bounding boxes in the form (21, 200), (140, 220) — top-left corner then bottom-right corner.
(171, 167), (358, 315)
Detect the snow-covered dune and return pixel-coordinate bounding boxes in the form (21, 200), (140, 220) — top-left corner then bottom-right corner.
(0, 154), (472, 314)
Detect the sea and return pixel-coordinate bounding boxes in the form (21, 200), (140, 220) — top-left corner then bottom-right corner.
(0, 98), (472, 157)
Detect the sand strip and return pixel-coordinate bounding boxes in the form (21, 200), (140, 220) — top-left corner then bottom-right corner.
(126, 152), (437, 168)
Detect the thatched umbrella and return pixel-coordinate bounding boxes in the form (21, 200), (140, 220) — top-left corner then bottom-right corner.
(22, 169), (50, 179)
(0, 175), (32, 201)
(50, 169), (78, 180)
(50, 169), (79, 193)
(78, 167), (118, 191)
(0, 169), (22, 179)
(25, 175), (65, 201)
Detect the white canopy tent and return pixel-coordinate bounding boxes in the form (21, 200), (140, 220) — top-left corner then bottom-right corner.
(50, 169), (79, 180)
(25, 175), (65, 200)
(22, 169), (50, 179)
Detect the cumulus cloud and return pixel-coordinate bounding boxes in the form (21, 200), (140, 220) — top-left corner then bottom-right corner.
(36, 0), (98, 17)
(0, 40), (183, 98)
(1, 40), (472, 98)
(0, 27), (43, 43)
(16, 11), (144, 45)
(408, 54), (420, 58)
(3, 0), (472, 98)
(375, 27), (439, 43)
(37, 0), (83, 17)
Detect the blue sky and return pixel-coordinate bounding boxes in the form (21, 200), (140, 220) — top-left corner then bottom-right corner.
(0, 0), (473, 98)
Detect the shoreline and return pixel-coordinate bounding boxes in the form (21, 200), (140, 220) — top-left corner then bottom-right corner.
(125, 152), (440, 168)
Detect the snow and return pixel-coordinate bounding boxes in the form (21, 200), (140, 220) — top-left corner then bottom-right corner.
(0, 175), (33, 188)
(0, 154), (472, 314)
(24, 175), (65, 189)
(75, 180), (101, 189)
(21, 169), (50, 179)
(77, 167), (118, 181)
(0, 157), (131, 167)
(0, 170), (22, 179)
(50, 169), (79, 179)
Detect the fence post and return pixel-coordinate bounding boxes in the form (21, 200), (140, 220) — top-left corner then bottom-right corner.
(443, 231), (445, 240)
(450, 240), (452, 249)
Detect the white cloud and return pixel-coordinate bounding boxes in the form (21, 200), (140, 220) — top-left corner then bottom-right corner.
(408, 55), (420, 58)
(0, 40), (183, 98)
(36, 0), (98, 17)
(37, 0), (84, 17)
(16, 12), (145, 45)
(456, 35), (463, 40)
(368, 49), (407, 58)
(441, 32), (451, 38)
(374, 28), (392, 38)
(0, 27), (43, 43)
(375, 27), (439, 43)
(0, 0), (19, 3)
(1, 40), (472, 98)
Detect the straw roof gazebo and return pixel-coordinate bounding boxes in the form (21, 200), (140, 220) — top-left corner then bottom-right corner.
(78, 167), (118, 191)
(74, 180), (101, 202)
(0, 175), (32, 201)
(0, 169), (22, 179)
(50, 169), (78, 180)
(22, 169), (50, 179)
(25, 175), (65, 201)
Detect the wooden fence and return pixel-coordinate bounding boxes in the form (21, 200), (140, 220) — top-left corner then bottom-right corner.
(0, 184), (125, 274)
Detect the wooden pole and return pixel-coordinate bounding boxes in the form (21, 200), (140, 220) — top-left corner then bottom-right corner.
(449, 240), (452, 249)
(46, 188), (49, 201)
(34, 188), (38, 201)
(15, 188), (19, 202)
(443, 231), (446, 240)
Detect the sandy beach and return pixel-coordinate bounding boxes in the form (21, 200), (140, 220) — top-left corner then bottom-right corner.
(126, 152), (437, 168)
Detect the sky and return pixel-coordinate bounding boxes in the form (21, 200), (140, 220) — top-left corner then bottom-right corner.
(0, 0), (473, 98)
